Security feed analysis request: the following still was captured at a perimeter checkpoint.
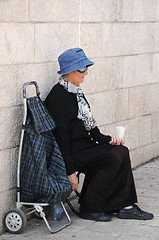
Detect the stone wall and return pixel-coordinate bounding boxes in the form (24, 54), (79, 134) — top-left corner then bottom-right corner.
(1, 0), (159, 233)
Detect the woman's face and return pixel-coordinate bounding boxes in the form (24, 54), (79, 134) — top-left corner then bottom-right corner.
(64, 69), (88, 86)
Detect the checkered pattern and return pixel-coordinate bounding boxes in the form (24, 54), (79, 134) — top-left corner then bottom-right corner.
(20, 97), (71, 204)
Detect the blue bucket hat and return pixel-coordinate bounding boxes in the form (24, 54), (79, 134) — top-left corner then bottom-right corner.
(57, 48), (94, 75)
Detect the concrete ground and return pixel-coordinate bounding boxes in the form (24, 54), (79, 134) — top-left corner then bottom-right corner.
(0, 158), (159, 240)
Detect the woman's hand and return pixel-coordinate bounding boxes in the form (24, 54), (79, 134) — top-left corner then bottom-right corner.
(109, 136), (125, 145)
(68, 173), (78, 191)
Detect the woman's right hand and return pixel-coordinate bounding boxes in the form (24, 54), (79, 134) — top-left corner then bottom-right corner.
(109, 136), (125, 145)
(68, 173), (78, 191)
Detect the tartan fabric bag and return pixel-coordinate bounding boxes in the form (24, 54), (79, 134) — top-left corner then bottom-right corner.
(20, 97), (72, 204)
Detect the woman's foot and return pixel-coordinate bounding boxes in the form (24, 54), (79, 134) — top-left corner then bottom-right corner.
(117, 204), (154, 220)
(79, 210), (112, 222)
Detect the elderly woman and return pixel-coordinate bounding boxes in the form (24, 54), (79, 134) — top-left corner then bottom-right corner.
(44, 48), (153, 222)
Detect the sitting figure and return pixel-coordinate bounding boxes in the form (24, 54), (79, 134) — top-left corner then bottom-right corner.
(44, 48), (154, 222)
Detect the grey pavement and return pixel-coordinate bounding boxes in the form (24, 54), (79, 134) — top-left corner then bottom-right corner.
(1, 158), (159, 240)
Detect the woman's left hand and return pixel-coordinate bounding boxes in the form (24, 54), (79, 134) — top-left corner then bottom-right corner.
(109, 136), (125, 145)
(68, 173), (78, 191)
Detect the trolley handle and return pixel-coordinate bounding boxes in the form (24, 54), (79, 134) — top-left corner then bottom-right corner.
(23, 81), (40, 98)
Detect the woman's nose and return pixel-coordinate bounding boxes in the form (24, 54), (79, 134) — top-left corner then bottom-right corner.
(84, 70), (88, 75)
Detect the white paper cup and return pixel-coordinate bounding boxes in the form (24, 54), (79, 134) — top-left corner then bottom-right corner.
(115, 126), (126, 141)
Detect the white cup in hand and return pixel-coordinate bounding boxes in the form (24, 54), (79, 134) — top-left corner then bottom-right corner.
(115, 126), (126, 142)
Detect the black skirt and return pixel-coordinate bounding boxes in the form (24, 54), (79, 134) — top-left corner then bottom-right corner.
(73, 144), (138, 213)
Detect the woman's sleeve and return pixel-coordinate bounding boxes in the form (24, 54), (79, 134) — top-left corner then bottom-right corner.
(98, 132), (111, 144)
(94, 127), (111, 144)
(44, 90), (76, 175)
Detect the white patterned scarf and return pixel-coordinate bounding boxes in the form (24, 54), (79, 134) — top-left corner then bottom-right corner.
(59, 76), (96, 131)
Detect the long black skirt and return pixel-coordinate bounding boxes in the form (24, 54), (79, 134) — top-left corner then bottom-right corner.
(73, 144), (138, 213)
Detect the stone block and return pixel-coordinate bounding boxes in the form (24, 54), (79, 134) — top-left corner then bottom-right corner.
(99, 123), (115, 138)
(103, 23), (143, 56)
(0, 65), (18, 108)
(150, 83), (159, 113)
(100, 23), (114, 57)
(0, 106), (23, 150)
(0, 148), (18, 192)
(86, 91), (114, 126)
(138, 115), (152, 147)
(152, 112), (159, 143)
(83, 56), (123, 93)
(102, 0), (117, 22)
(131, 142), (159, 168)
(113, 57), (124, 90)
(80, 23), (103, 58)
(81, 0), (158, 23)
(17, 62), (58, 103)
(29, 0), (79, 22)
(35, 23), (79, 62)
(0, 150), (11, 192)
(130, 148), (146, 168)
(152, 53), (159, 83)
(10, 147), (19, 189)
(124, 118), (138, 150)
(82, 57), (121, 94)
(128, 86), (151, 118)
(0, 0), (28, 22)
(148, 23), (159, 53)
(81, 0), (105, 22)
(156, 1), (159, 21)
(144, 141), (159, 162)
(123, 55), (151, 88)
(102, 23), (126, 56)
(152, 22), (159, 53)
(0, 24), (34, 65)
(113, 89), (129, 122)
(102, 23), (159, 57)
(0, 189), (16, 233)
(130, 23), (155, 54)
(116, 0), (157, 22)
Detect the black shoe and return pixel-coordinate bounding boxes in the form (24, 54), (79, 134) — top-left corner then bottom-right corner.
(79, 211), (112, 222)
(117, 204), (154, 220)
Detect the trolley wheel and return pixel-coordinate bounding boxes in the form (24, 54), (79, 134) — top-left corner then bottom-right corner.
(3, 208), (27, 234)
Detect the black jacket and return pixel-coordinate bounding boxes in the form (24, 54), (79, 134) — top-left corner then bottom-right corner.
(44, 83), (112, 175)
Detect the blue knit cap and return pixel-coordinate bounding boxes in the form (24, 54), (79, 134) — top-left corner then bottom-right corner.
(57, 48), (94, 75)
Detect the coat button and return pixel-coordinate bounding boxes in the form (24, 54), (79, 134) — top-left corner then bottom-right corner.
(96, 141), (99, 144)
(91, 138), (93, 141)
(88, 132), (90, 135)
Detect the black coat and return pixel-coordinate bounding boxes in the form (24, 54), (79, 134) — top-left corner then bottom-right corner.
(45, 83), (137, 213)
(44, 83), (112, 175)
